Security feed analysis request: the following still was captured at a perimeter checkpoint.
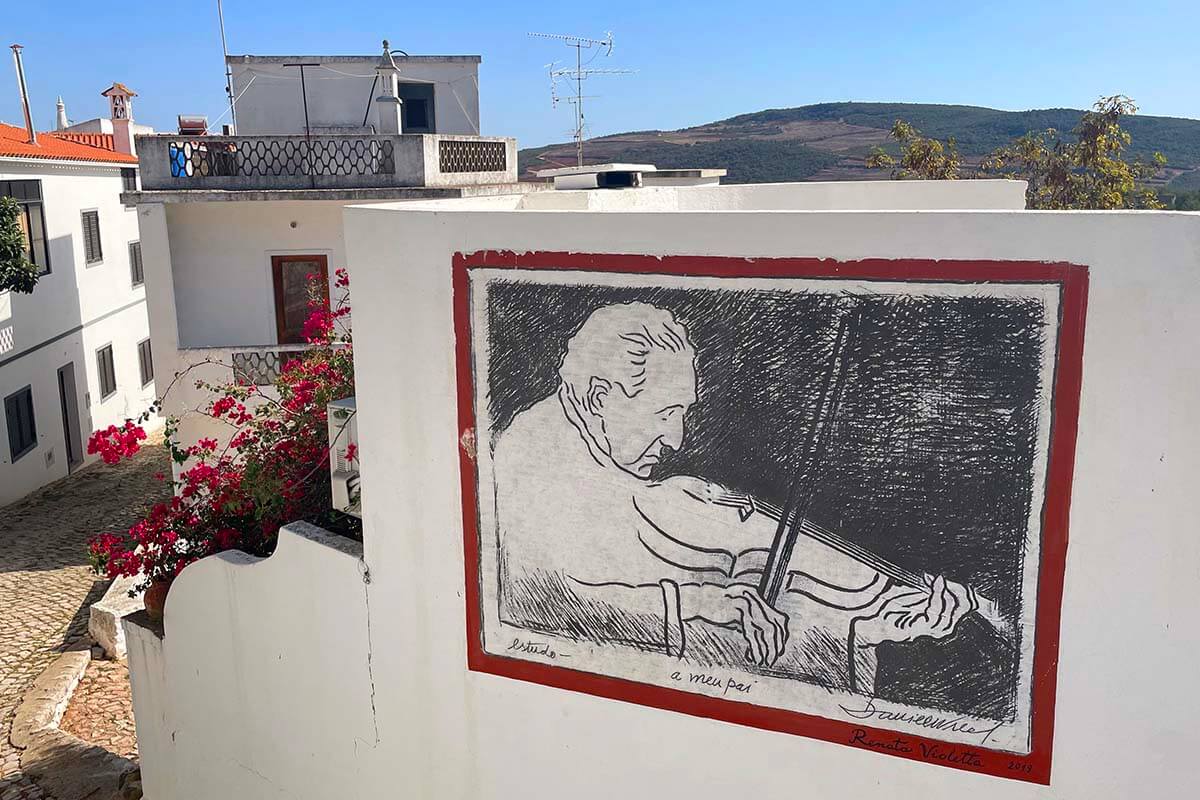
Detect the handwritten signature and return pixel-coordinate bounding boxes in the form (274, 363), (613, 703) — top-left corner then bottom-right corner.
(848, 729), (984, 767)
(507, 637), (566, 660)
(840, 698), (1002, 746)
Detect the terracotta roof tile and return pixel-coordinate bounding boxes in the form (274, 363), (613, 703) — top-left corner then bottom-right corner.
(0, 122), (138, 164)
(50, 131), (116, 150)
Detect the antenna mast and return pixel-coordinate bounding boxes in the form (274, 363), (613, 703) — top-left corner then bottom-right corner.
(217, 0), (237, 131)
(529, 31), (633, 166)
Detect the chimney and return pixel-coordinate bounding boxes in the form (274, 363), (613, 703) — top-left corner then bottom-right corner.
(374, 40), (403, 134)
(101, 82), (137, 156)
(55, 96), (67, 130)
(9, 44), (36, 144)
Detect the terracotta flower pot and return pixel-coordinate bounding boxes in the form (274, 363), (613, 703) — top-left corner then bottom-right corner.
(143, 578), (172, 622)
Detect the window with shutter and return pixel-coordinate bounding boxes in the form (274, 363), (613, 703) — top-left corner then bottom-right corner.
(137, 338), (154, 387)
(97, 344), (116, 399)
(1, 180), (50, 274)
(130, 241), (143, 285)
(82, 210), (103, 264)
(4, 385), (37, 461)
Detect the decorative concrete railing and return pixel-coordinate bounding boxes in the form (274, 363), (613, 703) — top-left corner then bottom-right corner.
(175, 344), (310, 389)
(136, 133), (517, 191)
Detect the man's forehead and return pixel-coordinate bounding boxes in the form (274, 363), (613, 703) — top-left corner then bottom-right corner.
(642, 351), (697, 404)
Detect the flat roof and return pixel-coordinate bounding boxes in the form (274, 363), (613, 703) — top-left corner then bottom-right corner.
(228, 54), (481, 64)
(121, 182), (545, 205)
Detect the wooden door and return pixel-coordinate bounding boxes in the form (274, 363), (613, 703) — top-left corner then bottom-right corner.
(57, 363), (83, 469)
(271, 255), (329, 345)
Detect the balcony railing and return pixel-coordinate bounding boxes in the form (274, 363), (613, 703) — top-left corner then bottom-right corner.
(135, 133), (517, 192)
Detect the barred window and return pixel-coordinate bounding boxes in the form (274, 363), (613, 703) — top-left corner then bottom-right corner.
(129, 241), (143, 286)
(97, 344), (116, 399)
(82, 210), (103, 264)
(137, 338), (153, 387)
(4, 385), (37, 462)
(1, 179), (50, 275)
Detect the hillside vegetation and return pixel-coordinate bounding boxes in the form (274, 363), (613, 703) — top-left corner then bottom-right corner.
(519, 101), (1200, 187)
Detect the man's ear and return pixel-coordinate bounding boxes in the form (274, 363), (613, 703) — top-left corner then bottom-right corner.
(584, 377), (612, 416)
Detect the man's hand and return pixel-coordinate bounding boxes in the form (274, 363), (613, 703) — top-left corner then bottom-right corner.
(678, 583), (789, 666)
(852, 575), (976, 648)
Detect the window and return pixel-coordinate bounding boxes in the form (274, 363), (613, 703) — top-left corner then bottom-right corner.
(4, 385), (37, 462)
(271, 255), (329, 345)
(398, 83), (436, 133)
(82, 210), (103, 264)
(129, 241), (143, 286)
(405, 99), (429, 131)
(96, 344), (116, 399)
(137, 338), (153, 387)
(0, 179), (50, 274)
(121, 168), (138, 192)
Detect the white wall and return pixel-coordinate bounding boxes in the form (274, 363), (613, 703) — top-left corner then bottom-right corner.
(229, 57), (481, 136)
(125, 185), (1200, 798)
(126, 523), (376, 800)
(1, 160), (157, 505)
(346, 201), (1199, 800)
(164, 201), (348, 349)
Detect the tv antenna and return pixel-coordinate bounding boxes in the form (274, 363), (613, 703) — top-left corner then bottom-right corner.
(528, 31), (634, 166)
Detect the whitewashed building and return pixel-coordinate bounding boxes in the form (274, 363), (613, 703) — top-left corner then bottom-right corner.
(125, 44), (533, 453)
(122, 179), (1200, 800)
(1, 84), (157, 506)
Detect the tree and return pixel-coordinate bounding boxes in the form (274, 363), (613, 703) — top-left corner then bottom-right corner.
(866, 96), (1167, 210)
(865, 120), (962, 180)
(982, 96), (1165, 209)
(0, 196), (40, 294)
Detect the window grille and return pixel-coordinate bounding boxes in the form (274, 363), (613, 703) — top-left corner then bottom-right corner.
(438, 140), (507, 173)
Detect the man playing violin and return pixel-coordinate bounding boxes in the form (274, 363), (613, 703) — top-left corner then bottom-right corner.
(493, 302), (976, 693)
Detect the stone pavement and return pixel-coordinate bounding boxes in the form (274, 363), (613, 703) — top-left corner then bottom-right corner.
(58, 660), (138, 763)
(1, 439), (168, 799)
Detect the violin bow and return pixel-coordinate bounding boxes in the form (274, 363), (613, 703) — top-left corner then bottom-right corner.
(750, 300), (1010, 637)
(759, 302), (861, 606)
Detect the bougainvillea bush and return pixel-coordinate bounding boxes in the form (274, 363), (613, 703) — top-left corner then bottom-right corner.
(87, 270), (357, 592)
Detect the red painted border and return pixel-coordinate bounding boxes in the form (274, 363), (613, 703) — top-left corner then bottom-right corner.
(453, 251), (1088, 785)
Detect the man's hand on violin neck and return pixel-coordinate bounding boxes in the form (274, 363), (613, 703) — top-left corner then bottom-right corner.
(679, 583), (789, 667)
(852, 575), (976, 648)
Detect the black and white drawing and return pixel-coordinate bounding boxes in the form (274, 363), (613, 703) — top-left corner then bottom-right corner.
(465, 263), (1063, 756)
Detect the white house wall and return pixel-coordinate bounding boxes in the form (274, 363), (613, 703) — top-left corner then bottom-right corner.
(229, 58), (481, 136)
(345, 202), (1198, 800)
(124, 186), (1200, 799)
(164, 200), (348, 349)
(1, 161), (157, 506)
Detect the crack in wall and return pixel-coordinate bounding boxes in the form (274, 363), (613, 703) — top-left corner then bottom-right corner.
(359, 560), (381, 745)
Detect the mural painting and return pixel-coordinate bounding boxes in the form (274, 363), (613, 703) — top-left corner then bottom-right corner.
(455, 252), (1087, 783)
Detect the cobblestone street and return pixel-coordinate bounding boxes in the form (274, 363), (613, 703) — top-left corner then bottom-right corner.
(58, 660), (138, 763)
(1, 440), (168, 799)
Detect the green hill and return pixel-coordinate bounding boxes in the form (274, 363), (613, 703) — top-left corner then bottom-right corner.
(519, 101), (1200, 186)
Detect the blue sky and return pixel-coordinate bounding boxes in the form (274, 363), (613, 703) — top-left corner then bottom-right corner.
(4, 0), (1198, 148)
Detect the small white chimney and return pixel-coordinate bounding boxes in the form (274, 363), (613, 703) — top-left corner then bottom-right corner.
(101, 82), (137, 156)
(374, 40), (403, 135)
(55, 96), (68, 130)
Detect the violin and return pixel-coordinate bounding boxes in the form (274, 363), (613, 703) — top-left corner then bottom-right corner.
(631, 475), (1011, 637)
